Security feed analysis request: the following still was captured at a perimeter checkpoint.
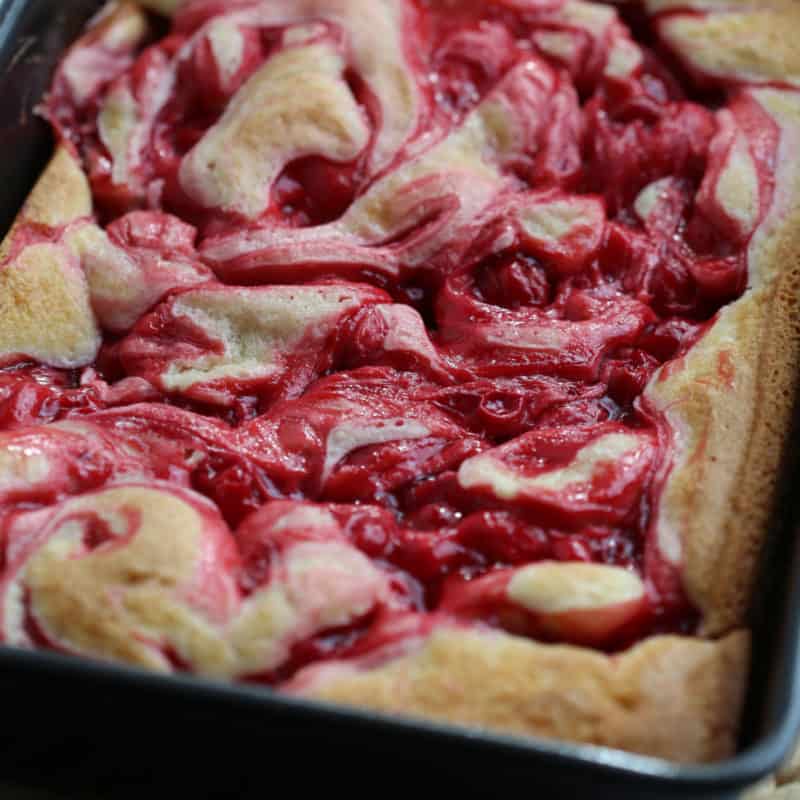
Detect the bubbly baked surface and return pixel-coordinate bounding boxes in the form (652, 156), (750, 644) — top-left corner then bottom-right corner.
(1, 0), (798, 762)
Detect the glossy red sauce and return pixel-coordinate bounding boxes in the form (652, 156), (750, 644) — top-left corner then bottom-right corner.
(0, 0), (780, 676)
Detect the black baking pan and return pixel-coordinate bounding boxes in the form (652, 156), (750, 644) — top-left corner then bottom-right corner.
(0, 1), (799, 797)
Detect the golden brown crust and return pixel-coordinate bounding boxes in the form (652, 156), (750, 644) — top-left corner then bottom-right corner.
(294, 627), (749, 764)
(19, 146), (93, 228)
(650, 2), (800, 87)
(646, 287), (797, 635)
(0, 242), (100, 368)
(0, 0), (152, 361)
(0, 146), (100, 367)
(0, 145), (92, 262)
(24, 484), (225, 672)
(644, 87), (800, 634)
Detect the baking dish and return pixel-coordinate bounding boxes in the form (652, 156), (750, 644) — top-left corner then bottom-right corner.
(0, 1), (799, 797)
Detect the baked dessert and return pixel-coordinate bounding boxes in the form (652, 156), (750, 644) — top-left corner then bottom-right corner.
(0, 0), (798, 763)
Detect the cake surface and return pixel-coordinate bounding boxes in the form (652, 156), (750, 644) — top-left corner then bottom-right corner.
(0, 0), (799, 763)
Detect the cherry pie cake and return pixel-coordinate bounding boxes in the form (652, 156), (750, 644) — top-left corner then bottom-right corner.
(0, 0), (798, 763)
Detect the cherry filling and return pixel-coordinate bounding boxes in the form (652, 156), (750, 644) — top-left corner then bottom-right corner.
(273, 156), (364, 228)
(0, 0), (783, 675)
(475, 252), (554, 310)
(0, 365), (100, 428)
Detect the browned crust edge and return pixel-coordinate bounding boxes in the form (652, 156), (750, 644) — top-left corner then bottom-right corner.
(0, 144), (102, 369)
(0, 144), (92, 260)
(292, 627), (749, 764)
(0, 1), (151, 366)
(643, 84), (800, 637)
(647, 190), (800, 635)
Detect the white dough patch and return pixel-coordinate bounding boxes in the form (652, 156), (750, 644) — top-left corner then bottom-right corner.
(716, 135), (760, 235)
(161, 286), (366, 390)
(508, 562), (645, 613)
(634, 178), (674, 222)
(322, 418), (430, 482)
(207, 19), (245, 83)
(459, 432), (643, 500)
